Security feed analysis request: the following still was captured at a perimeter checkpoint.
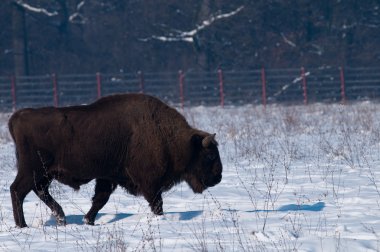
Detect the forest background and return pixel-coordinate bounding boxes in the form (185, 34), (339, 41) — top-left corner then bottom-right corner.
(1, 0), (379, 76)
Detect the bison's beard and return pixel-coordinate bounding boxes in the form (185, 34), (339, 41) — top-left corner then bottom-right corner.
(186, 176), (206, 194)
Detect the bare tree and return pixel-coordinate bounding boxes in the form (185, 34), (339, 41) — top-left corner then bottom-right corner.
(12, 2), (29, 75)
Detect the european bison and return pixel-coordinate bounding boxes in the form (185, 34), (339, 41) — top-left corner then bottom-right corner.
(8, 93), (222, 228)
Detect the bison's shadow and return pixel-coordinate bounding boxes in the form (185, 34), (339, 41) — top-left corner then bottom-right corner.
(165, 210), (203, 221)
(44, 212), (134, 226)
(43, 203), (324, 227)
(276, 202), (325, 212)
(44, 210), (203, 226)
(245, 202), (325, 213)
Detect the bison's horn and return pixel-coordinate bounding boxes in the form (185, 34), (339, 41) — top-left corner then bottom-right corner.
(202, 133), (216, 148)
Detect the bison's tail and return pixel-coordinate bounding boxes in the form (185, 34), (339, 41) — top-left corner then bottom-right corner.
(8, 113), (17, 142)
(8, 113), (20, 165)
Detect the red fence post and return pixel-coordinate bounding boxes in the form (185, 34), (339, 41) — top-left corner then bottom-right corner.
(96, 72), (102, 99)
(261, 67), (267, 108)
(339, 67), (346, 104)
(138, 71), (145, 94)
(218, 69), (225, 108)
(178, 70), (185, 109)
(52, 73), (59, 107)
(10, 75), (16, 111)
(301, 67), (308, 105)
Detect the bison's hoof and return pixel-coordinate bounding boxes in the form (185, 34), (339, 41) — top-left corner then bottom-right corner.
(152, 208), (164, 215)
(83, 217), (94, 225)
(53, 211), (66, 226)
(56, 217), (66, 226)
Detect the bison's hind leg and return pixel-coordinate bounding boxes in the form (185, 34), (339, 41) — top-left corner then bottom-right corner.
(10, 173), (35, 227)
(84, 179), (117, 225)
(33, 176), (66, 226)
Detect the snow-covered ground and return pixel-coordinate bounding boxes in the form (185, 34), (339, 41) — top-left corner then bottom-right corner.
(0, 102), (380, 251)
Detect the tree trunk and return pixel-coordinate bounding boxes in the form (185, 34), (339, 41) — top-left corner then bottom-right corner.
(12, 4), (29, 76)
(195, 0), (211, 70)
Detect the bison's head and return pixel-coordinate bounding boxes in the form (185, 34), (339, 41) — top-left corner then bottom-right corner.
(185, 132), (223, 193)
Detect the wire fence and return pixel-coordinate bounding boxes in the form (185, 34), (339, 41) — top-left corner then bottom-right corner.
(1, 67), (380, 112)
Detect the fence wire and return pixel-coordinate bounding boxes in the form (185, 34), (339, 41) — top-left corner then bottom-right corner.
(1, 67), (380, 111)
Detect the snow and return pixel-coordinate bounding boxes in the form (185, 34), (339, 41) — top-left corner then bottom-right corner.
(1, 102), (380, 251)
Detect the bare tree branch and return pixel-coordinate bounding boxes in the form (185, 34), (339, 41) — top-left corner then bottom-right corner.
(14, 0), (87, 24)
(281, 32), (296, 47)
(141, 5), (244, 43)
(13, 0), (58, 17)
(69, 0), (87, 24)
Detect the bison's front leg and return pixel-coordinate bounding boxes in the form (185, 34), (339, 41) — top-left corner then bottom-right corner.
(144, 191), (163, 215)
(84, 179), (117, 225)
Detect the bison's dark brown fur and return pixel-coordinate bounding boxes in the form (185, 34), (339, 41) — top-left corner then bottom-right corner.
(8, 93), (222, 227)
